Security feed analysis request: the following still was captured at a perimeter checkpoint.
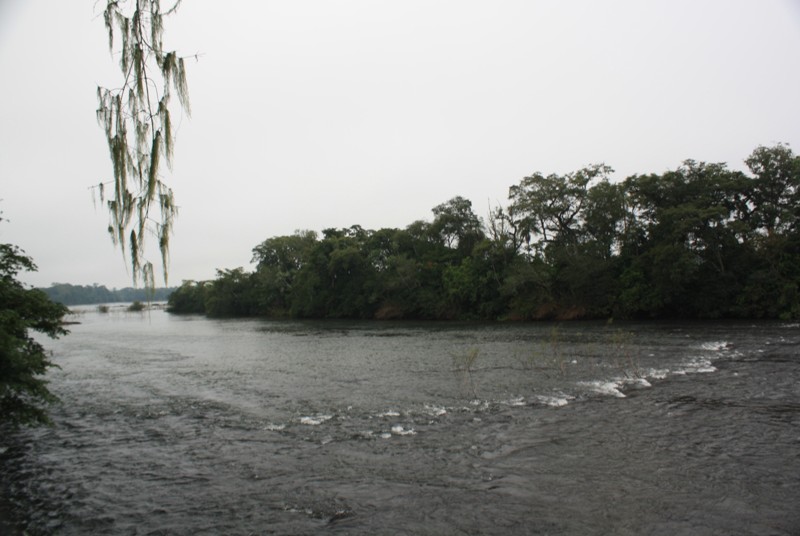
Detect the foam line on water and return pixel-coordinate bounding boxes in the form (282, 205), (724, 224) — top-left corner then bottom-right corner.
(299, 414), (333, 426)
(579, 380), (626, 398)
(534, 394), (572, 407)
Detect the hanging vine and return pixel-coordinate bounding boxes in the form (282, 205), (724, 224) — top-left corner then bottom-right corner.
(95, 0), (191, 287)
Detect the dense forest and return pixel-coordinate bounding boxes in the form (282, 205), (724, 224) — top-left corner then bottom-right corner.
(40, 284), (176, 306)
(168, 144), (799, 321)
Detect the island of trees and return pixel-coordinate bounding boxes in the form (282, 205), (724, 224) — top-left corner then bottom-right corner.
(168, 144), (799, 321)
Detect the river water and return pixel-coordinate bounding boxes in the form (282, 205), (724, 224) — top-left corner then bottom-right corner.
(1, 307), (798, 535)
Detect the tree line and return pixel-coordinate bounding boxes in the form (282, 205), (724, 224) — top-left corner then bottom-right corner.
(168, 144), (799, 321)
(40, 283), (176, 306)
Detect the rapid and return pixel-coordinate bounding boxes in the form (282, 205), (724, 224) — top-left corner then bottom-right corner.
(2, 307), (798, 535)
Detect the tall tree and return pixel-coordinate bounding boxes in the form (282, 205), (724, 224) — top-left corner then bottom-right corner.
(744, 143), (800, 236)
(251, 231), (318, 315)
(739, 144), (800, 318)
(508, 164), (613, 256)
(96, 0), (192, 287)
(430, 196), (485, 256)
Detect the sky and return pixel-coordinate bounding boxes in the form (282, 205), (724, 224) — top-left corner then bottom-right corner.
(1, 0), (799, 289)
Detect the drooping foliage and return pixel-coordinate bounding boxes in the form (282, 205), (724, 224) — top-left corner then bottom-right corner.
(0, 241), (69, 426)
(168, 145), (800, 321)
(96, 0), (192, 288)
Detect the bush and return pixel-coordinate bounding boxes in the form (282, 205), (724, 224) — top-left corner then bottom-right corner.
(127, 300), (145, 312)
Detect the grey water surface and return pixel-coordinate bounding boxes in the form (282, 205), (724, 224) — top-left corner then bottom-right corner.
(1, 307), (798, 535)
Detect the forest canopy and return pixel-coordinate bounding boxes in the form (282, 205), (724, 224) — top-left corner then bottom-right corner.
(168, 144), (800, 321)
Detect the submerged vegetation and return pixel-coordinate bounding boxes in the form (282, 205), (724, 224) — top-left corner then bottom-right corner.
(169, 144), (800, 321)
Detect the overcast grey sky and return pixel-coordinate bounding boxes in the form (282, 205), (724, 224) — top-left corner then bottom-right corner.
(1, 1), (799, 289)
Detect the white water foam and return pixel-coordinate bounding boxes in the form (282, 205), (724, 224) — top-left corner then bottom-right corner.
(534, 394), (572, 407)
(700, 341), (731, 352)
(580, 380), (626, 398)
(670, 340), (731, 375)
(645, 368), (670, 380)
(424, 404), (447, 417)
(391, 425), (417, 436)
(263, 423), (286, 431)
(299, 414), (333, 426)
(684, 356), (717, 373)
(504, 396), (527, 407)
(621, 377), (652, 389)
(469, 399), (491, 410)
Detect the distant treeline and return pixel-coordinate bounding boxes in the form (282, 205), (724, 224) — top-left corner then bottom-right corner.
(40, 283), (176, 306)
(168, 144), (799, 321)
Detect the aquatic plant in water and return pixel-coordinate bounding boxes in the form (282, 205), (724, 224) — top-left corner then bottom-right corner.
(516, 326), (568, 377)
(451, 347), (480, 399)
(607, 329), (640, 378)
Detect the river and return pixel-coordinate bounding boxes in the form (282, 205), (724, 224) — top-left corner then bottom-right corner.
(1, 306), (798, 535)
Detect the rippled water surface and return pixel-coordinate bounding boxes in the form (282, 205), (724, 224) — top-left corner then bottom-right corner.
(2, 308), (799, 535)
